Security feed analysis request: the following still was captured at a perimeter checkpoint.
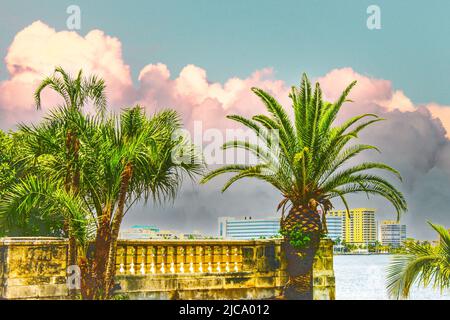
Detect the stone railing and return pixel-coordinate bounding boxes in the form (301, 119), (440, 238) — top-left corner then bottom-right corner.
(0, 237), (335, 300)
(115, 239), (287, 300)
(115, 240), (249, 276)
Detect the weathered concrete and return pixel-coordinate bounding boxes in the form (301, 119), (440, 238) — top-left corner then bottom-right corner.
(0, 237), (335, 300)
(0, 237), (68, 299)
(313, 239), (335, 300)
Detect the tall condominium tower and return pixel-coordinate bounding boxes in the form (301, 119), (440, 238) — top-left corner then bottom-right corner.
(328, 208), (377, 245)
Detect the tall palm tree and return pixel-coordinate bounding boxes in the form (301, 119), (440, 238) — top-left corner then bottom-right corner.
(1, 103), (202, 299)
(33, 67), (106, 270)
(387, 222), (450, 299)
(76, 106), (203, 299)
(201, 74), (407, 300)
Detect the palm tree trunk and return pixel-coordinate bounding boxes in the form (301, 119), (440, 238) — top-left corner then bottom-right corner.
(90, 207), (112, 299)
(68, 235), (78, 267)
(64, 220), (78, 298)
(79, 256), (96, 300)
(65, 129), (80, 298)
(282, 240), (317, 300)
(103, 163), (133, 299)
(281, 205), (322, 300)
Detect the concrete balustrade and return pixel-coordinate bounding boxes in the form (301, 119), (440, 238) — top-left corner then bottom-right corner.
(0, 237), (335, 300)
(115, 240), (248, 276)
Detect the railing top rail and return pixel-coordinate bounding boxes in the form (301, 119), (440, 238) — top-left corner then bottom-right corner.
(0, 237), (68, 246)
(117, 238), (283, 245)
(0, 237), (284, 247)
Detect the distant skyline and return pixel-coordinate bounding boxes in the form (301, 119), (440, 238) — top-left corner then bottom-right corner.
(1, 1), (450, 239)
(133, 212), (416, 240)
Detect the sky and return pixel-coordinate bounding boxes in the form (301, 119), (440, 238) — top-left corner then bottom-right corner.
(1, 0), (450, 239)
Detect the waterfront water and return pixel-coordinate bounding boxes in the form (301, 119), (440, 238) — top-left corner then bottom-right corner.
(334, 254), (450, 300)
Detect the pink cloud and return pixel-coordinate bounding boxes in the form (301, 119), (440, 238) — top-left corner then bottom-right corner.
(317, 68), (450, 137)
(0, 21), (132, 127)
(317, 67), (392, 102)
(427, 103), (450, 138)
(136, 63), (290, 131)
(1, 21), (449, 141)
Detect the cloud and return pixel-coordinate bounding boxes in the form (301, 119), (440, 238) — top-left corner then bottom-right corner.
(427, 103), (450, 138)
(136, 63), (289, 131)
(0, 21), (133, 128)
(1, 22), (450, 239)
(318, 68), (450, 239)
(132, 67), (450, 239)
(317, 67), (392, 103)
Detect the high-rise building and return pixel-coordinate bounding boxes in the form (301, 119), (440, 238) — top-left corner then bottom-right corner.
(380, 220), (407, 247)
(218, 216), (280, 239)
(327, 215), (344, 242)
(328, 208), (377, 245)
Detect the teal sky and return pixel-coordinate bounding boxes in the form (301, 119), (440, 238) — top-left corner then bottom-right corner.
(1, 0), (450, 105)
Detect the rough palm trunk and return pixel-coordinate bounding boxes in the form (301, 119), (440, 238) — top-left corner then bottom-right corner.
(281, 205), (322, 300)
(77, 164), (132, 300)
(67, 236), (78, 267)
(79, 256), (95, 300)
(91, 208), (112, 299)
(66, 129), (83, 298)
(103, 163), (133, 299)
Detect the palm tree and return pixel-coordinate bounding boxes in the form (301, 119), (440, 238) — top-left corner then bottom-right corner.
(0, 105), (202, 299)
(75, 106), (203, 299)
(387, 222), (450, 299)
(33, 67), (106, 270)
(201, 73), (407, 300)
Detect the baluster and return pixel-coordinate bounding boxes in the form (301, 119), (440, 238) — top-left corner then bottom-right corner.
(140, 246), (146, 275)
(207, 246), (212, 273)
(160, 246), (166, 274)
(129, 246), (136, 274)
(150, 246), (156, 274)
(234, 247), (239, 272)
(198, 246), (204, 273)
(169, 246), (175, 274)
(225, 246), (230, 272)
(188, 246), (194, 273)
(179, 246), (185, 273)
(119, 246), (126, 274)
(215, 246), (221, 273)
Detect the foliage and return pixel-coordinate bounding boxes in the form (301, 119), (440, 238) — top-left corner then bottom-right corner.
(0, 68), (203, 299)
(281, 228), (311, 250)
(0, 176), (93, 248)
(387, 222), (450, 299)
(35, 66), (106, 113)
(0, 131), (15, 198)
(0, 130), (67, 237)
(201, 73), (407, 226)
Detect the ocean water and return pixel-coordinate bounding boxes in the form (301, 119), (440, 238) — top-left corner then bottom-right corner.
(334, 254), (450, 300)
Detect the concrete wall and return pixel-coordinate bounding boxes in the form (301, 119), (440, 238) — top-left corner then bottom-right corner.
(0, 237), (335, 300)
(313, 239), (335, 300)
(0, 238), (68, 299)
